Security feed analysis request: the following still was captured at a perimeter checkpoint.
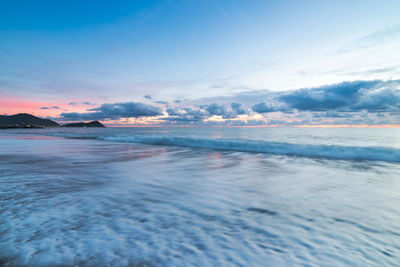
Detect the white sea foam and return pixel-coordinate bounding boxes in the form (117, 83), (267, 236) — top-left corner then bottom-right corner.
(99, 135), (400, 163)
(1, 131), (400, 266)
(7, 128), (400, 163)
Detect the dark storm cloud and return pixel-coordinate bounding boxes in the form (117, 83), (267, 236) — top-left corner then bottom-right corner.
(144, 95), (152, 100)
(60, 102), (162, 121)
(155, 101), (168, 105)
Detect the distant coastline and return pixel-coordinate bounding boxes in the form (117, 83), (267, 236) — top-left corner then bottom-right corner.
(0, 113), (105, 129)
(0, 125), (44, 129)
(62, 121), (105, 128)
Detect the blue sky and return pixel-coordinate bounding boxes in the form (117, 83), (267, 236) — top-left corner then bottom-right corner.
(1, 0), (400, 125)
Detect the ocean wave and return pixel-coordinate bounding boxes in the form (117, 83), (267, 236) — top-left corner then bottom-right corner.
(95, 135), (399, 163)
(23, 132), (400, 163)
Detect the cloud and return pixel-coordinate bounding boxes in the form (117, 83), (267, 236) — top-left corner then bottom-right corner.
(192, 79), (400, 125)
(155, 101), (168, 105)
(230, 103), (247, 115)
(204, 103), (227, 116)
(278, 80), (400, 112)
(182, 108), (208, 121)
(144, 95), (152, 100)
(162, 103), (248, 125)
(338, 24), (400, 53)
(161, 107), (208, 124)
(351, 84), (400, 112)
(312, 111), (354, 118)
(166, 108), (181, 116)
(194, 89), (278, 106)
(40, 106), (60, 110)
(251, 102), (278, 113)
(162, 79), (399, 126)
(359, 25), (400, 44)
(201, 103), (248, 119)
(60, 102), (162, 121)
(68, 102), (94, 106)
(58, 79), (400, 125)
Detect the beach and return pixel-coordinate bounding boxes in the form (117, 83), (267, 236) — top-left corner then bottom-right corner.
(1, 127), (399, 266)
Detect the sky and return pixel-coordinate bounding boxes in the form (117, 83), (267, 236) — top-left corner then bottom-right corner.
(1, 0), (400, 126)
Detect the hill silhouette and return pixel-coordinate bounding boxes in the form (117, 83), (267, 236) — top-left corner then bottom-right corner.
(0, 113), (59, 128)
(62, 121), (105, 127)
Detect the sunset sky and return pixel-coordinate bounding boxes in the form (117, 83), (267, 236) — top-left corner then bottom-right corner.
(1, 0), (400, 126)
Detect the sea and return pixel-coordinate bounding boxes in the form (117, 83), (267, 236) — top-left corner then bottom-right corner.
(0, 127), (399, 266)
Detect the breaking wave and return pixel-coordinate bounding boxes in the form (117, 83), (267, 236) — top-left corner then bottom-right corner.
(48, 133), (400, 163)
